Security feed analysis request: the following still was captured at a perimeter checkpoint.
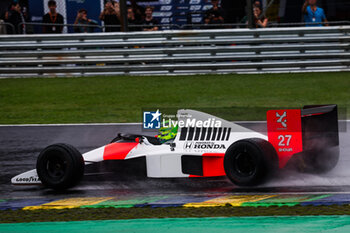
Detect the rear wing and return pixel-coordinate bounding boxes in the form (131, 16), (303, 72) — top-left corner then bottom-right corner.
(301, 105), (339, 150)
(267, 105), (338, 168)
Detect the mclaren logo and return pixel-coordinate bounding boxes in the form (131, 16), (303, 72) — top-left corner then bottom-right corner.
(184, 142), (226, 150)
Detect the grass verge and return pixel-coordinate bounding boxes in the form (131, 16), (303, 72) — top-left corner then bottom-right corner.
(2, 205), (350, 223)
(0, 72), (349, 124)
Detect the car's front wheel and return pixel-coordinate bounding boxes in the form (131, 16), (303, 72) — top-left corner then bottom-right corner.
(36, 143), (84, 190)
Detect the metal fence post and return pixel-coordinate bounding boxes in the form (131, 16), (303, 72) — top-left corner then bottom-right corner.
(119, 0), (128, 32)
(246, 0), (254, 29)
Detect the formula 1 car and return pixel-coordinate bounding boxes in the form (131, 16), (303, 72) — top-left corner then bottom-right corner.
(11, 105), (339, 190)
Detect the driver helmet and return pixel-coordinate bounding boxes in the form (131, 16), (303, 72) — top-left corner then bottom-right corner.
(157, 120), (178, 143)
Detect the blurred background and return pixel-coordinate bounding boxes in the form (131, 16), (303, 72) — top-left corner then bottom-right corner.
(0, 0), (349, 34)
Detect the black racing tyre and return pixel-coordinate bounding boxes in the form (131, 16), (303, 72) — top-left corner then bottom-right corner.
(224, 138), (278, 186)
(36, 143), (84, 190)
(299, 146), (339, 174)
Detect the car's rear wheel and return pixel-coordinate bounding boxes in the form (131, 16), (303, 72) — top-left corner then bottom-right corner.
(36, 143), (84, 190)
(224, 138), (278, 186)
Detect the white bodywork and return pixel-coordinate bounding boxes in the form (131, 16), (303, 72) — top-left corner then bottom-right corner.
(11, 109), (267, 185)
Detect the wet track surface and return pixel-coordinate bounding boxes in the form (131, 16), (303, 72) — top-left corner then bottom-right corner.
(0, 122), (349, 199)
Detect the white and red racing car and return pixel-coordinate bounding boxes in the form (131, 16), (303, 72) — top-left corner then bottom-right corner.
(12, 105), (339, 190)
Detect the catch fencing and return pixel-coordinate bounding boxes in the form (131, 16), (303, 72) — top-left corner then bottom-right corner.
(0, 26), (349, 77)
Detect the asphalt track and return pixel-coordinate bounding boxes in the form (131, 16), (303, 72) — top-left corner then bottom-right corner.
(0, 122), (349, 199)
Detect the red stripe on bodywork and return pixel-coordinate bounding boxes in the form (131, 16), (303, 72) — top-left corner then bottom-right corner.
(301, 112), (325, 117)
(103, 142), (138, 160)
(202, 153), (225, 157)
(190, 153), (226, 177)
(203, 157), (226, 177)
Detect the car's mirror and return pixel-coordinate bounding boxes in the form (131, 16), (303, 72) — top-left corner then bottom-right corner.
(170, 143), (176, 151)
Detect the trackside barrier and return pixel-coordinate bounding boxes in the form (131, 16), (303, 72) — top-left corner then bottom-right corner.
(0, 26), (349, 77)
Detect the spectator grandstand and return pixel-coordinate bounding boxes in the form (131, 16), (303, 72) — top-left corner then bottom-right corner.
(0, 0), (349, 33)
(0, 0), (349, 77)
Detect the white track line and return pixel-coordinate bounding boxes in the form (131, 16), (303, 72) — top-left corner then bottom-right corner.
(0, 123), (142, 127)
(0, 120), (349, 127)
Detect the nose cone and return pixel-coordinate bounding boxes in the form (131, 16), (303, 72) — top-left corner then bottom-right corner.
(103, 142), (138, 160)
(11, 169), (41, 185)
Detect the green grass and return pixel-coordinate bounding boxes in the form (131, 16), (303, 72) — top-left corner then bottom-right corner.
(0, 72), (349, 124)
(2, 205), (350, 223)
